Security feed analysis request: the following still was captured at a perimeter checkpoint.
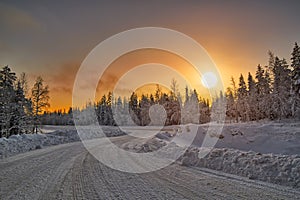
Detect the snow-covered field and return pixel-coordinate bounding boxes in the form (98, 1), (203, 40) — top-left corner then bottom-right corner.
(0, 121), (299, 189)
(193, 120), (300, 155)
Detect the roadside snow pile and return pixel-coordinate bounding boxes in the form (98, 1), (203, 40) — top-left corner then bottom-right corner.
(0, 126), (127, 159)
(0, 130), (80, 159)
(120, 137), (166, 153)
(180, 147), (300, 188)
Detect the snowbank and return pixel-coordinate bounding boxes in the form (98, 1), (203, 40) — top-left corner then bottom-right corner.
(120, 137), (166, 153)
(0, 130), (80, 159)
(180, 147), (300, 188)
(0, 126), (125, 159)
(130, 125), (300, 189)
(113, 127), (300, 189)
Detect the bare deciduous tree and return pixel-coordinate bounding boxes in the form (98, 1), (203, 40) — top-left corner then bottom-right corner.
(31, 76), (50, 133)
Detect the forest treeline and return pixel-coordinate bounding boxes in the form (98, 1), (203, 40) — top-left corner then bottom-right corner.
(1, 43), (300, 137)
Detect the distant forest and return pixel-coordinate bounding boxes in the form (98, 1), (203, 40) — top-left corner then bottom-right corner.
(1, 43), (299, 137)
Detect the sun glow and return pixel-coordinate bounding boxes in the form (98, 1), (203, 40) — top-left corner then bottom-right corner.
(201, 72), (218, 89)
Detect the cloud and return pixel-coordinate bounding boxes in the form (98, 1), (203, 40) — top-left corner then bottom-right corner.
(0, 3), (42, 32)
(46, 62), (79, 94)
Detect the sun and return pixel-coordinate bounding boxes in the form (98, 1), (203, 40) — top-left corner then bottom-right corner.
(201, 72), (218, 88)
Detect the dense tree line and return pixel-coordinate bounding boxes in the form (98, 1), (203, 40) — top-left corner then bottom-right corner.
(68, 83), (210, 126)
(225, 43), (300, 122)
(0, 66), (50, 137)
(40, 108), (74, 126)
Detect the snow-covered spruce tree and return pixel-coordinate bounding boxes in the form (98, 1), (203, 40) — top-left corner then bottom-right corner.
(199, 97), (210, 124)
(247, 72), (258, 121)
(291, 42), (300, 117)
(80, 101), (96, 125)
(0, 66), (17, 137)
(31, 76), (50, 133)
(211, 91), (226, 123)
(140, 94), (151, 126)
(106, 92), (114, 125)
(96, 94), (114, 126)
(111, 96), (124, 126)
(271, 57), (292, 119)
(129, 92), (140, 125)
(237, 74), (249, 121)
(226, 77), (238, 122)
(154, 84), (161, 103)
(162, 94), (181, 125)
(263, 69), (272, 118)
(10, 81), (33, 134)
(0, 66), (32, 137)
(225, 87), (236, 122)
(255, 65), (272, 119)
(97, 94), (107, 125)
(182, 88), (199, 124)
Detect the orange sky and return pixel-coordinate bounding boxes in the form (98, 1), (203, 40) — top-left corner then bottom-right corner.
(95, 49), (207, 100)
(1, 1), (299, 111)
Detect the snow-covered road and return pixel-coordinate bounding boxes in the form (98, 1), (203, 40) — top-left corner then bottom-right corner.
(0, 136), (299, 200)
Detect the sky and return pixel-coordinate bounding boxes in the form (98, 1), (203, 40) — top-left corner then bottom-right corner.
(1, 0), (300, 110)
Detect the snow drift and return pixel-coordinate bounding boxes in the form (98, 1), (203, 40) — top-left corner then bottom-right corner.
(180, 147), (300, 189)
(0, 126), (125, 159)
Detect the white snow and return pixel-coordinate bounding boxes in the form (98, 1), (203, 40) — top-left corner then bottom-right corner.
(191, 120), (300, 155)
(105, 121), (300, 188)
(0, 130), (80, 158)
(179, 147), (300, 188)
(0, 126), (125, 158)
(0, 121), (299, 188)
